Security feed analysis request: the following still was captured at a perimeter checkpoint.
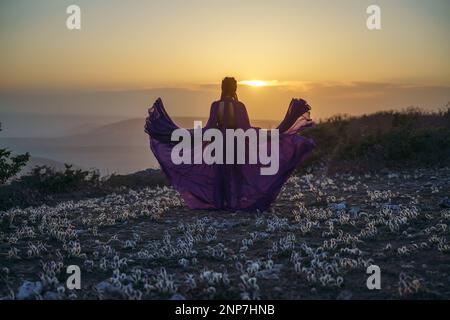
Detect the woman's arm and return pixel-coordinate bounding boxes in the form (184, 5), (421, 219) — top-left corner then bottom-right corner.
(277, 98), (311, 133)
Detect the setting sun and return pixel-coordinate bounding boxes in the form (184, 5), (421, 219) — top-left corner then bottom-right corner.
(239, 80), (269, 87)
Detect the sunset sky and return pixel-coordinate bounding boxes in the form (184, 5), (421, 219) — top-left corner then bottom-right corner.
(0, 0), (449, 121)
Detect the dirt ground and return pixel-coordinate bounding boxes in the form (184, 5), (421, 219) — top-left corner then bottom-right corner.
(1, 167), (449, 300)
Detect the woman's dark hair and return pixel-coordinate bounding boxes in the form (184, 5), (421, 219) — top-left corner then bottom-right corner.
(221, 77), (238, 100)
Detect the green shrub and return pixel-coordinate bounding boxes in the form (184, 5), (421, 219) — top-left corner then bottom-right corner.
(0, 165), (102, 211)
(340, 128), (450, 164)
(0, 123), (30, 184)
(301, 106), (450, 172)
(19, 164), (101, 193)
(0, 165), (168, 211)
(0, 149), (30, 185)
(105, 169), (168, 189)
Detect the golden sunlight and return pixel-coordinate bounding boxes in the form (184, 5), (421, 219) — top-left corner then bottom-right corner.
(239, 80), (270, 87)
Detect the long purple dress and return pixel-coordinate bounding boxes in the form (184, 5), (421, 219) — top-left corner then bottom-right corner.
(145, 97), (315, 212)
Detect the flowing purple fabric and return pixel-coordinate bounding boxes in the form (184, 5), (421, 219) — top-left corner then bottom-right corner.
(144, 97), (315, 212)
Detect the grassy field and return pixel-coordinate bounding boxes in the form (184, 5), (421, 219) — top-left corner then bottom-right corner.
(1, 166), (449, 300)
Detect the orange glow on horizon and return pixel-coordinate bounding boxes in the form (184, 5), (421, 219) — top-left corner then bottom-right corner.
(239, 80), (280, 87)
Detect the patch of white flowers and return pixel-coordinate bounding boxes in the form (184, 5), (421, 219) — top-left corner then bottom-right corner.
(1, 168), (449, 299)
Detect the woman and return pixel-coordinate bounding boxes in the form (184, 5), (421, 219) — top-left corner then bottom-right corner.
(145, 77), (315, 212)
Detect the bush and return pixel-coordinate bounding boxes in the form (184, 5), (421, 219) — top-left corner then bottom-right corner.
(301, 106), (450, 173)
(0, 165), (169, 211)
(19, 164), (101, 193)
(0, 149), (30, 184)
(105, 169), (168, 189)
(0, 165), (102, 211)
(340, 127), (450, 166)
(0, 123), (30, 184)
